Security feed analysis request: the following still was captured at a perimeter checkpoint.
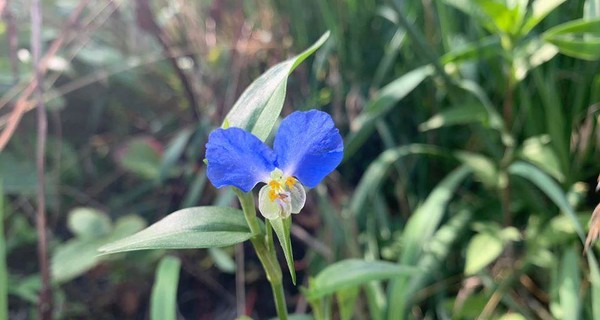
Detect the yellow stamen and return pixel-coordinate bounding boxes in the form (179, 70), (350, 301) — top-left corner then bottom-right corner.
(268, 188), (278, 202)
(269, 180), (281, 189)
(285, 177), (296, 188)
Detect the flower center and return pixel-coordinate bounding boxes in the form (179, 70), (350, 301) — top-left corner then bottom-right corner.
(258, 168), (306, 220)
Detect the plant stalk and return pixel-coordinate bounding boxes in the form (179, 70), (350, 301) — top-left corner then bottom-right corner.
(31, 0), (52, 317)
(234, 189), (288, 320)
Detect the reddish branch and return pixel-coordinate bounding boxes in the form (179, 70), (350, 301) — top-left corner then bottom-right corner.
(0, 0), (89, 151)
(31, 0), (52, 318)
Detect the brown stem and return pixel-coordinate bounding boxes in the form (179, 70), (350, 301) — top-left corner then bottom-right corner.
(31, 0), (52, 318)
(0, 0), (89, 151)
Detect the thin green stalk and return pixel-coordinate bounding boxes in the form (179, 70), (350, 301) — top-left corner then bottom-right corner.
(0, 183), (7, 320)
(234, 189), (288, 320)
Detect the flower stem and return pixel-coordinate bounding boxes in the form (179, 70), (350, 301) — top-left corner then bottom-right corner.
(234, 188), (288, 320)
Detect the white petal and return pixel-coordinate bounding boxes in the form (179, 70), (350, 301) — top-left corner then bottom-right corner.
(258, 185), (280, 220)
(278, 197), (292, 219)
(289, 182), (306, 214)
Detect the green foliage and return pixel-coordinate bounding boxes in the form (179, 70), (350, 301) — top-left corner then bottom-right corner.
(99, 207), (254, 254)
(52, 208), (146, 283)
(150, 256), (181, 320)
(303, 259), (418, 300)
(225, 32), (330, 141)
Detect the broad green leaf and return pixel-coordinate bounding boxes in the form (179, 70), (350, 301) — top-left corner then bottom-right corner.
(419, 103), (488, 131)
(151, 256), (181, 320)
(67, 207), (112, 239)
(99, 207), (254, 254)
(52, 214), (146, 283)
(304, 259), (419, 300)
(521, 0), (567, 35)
(118, 137), (162, 179)
(558, 247), (581, 319)
(345, 65), (434, 158)
(455, 152), (498, 188)
(271, 216), (296, 285)
(0, 184), (6, 320)
(52, 238), (104, 283)
(225, 32), (330, 141)
(464, 232), (504, 275)
(543, 18), (600, 61)
(518, 135), (563, 181)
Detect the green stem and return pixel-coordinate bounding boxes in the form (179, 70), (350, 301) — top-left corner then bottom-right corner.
(234, 188), (288, 320)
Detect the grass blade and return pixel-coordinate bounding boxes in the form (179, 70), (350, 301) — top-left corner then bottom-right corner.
(387, 165), (472, 320)
(304, 259), (419, 300)
(151, 256), (181, 320)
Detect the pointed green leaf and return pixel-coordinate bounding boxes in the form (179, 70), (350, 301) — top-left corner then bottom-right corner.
(67, 207), (112, 239)
(99, 207), (254, 254)
(151, 256), (181, 320)
(464, 232), (504, 275)
(225, 32), (330, 141)
(521, 0), (567, 34)
(419, 104), (488, 131)
(304, 259), (419, 300)
(543, 18), (600, 61)
(271, 216), (296, 285)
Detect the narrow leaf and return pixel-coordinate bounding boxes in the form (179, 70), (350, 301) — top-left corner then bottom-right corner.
(225, 32), (330, 141)
(345, 66), (434, 158)
(419, 104), (488, 131)
(271, 216), (296, 285)
(151, 256), (181, 320)
(388, 166), (472, 320)
(304, 259), (419, 300)
(508, 162), (585, 239)
(558, 247), (581, 319)
(521, 0), (567, 34)
(99, 207), (253, 254)
(543, 18), (600, 61)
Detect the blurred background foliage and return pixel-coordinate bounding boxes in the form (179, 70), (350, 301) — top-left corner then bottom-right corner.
(1, 0), (600, 319)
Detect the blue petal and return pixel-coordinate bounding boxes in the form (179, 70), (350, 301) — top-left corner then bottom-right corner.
(274, 110), (343, 187)
(206, 128), (276, 192)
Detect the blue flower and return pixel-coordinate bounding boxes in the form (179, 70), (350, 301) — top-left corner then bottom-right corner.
(206, 110), (343, 219)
